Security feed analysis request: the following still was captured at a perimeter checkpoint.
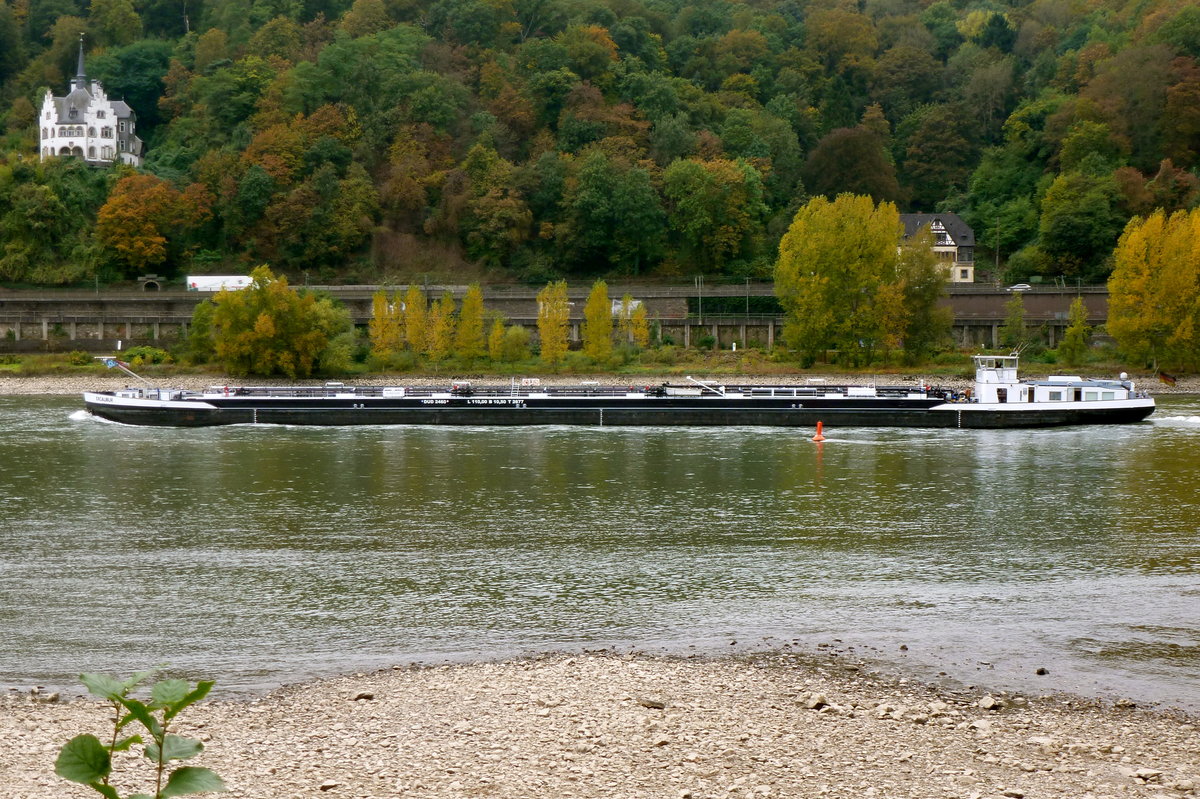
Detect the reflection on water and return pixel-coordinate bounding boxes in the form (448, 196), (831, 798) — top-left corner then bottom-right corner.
(1, 394), (1198, 708)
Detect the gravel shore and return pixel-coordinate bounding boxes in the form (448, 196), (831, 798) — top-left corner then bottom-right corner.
(4, 651), (1197, 799)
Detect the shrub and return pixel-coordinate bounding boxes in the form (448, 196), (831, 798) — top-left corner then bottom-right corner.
(55, 670), (225, 799)
(122, 346), (172, 366)
(67, 350), (91, 366)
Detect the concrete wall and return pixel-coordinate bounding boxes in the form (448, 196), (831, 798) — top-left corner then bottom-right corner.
(0, 285), (1108, 352)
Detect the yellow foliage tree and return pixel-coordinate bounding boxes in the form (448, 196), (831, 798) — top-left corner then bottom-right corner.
(582, 280), (612, 360)
(537, 280), (570, 365)
(210, 265), (350, 378)
(775, 194), (901, 365)
(487, 317), (506, 361)
(454, 284), (486, 359)
(426, 291), (457, 362)
(630, 303), (650, 348)
(1108, 208), (1200, 370)
(368, 290), (404, 356)
(402, 285), (428, 353)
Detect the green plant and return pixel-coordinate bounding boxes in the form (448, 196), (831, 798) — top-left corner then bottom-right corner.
(122, 346), (172, 366)
(67, 350), (92, 365)
(55, 671), (226, 799)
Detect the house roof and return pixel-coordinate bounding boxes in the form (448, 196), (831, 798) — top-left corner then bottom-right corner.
(900, 213), (975, 247)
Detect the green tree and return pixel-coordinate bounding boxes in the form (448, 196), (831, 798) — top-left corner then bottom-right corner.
(999, 292), (1026, 349)
(1108, 208), (1200, 370)
(536, 279), (570, 365)
(455, 284), (486, 359)
(88, 0), (142, 46)
(1057, 296), (1091, 367)
(1037, 170), (1124, 281)
(775, 194), (901, 365)
(803, 127), (901, 204)
(894, 227), (953, 362)
(209, 265), (352, 377)
(662, 158), (767, 274)
(581, 279), (612, 360)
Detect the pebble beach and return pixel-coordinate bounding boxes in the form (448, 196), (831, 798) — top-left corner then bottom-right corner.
(4, 652), (1198, 799)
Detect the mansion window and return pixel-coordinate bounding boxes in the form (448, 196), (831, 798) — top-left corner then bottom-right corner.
(118, 121), (125, 132)
(96, 111), (106, 119)
(101, 145), (113, 159)
(88, 127), (96, 137)
(88, 146), (96, 158)
(101, 127), (113, 138)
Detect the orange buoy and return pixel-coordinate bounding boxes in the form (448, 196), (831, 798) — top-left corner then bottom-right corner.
(812, 421), (826, 442)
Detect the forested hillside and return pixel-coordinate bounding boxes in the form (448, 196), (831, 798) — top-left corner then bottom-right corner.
(1, 0), (1198, 287)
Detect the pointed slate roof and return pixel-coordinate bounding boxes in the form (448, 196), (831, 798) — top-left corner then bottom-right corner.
(899, 213), (975, 247)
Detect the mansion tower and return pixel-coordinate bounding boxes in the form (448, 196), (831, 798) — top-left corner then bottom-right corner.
(39, 38), (143, 167)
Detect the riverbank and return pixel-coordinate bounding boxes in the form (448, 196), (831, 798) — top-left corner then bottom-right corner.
(2, 370), (1196, 396)
(4, 651), (1197, 799)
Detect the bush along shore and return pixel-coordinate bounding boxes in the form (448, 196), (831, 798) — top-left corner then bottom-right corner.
(3, 651), (1198, 799)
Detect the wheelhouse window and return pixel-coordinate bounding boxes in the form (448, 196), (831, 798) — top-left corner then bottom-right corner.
(1049, 390), (1063, 401)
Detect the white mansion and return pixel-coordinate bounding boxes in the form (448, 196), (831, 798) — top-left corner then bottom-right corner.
(39, 39), (143, 167)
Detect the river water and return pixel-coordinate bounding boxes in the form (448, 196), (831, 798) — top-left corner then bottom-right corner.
(1, 394), (1197, 709)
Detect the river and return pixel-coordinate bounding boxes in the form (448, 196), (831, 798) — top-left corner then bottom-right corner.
(1, 394), (1197, 709)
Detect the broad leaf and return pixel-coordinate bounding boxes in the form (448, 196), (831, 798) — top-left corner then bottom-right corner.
(80, 673), (126, 701)
(122, 668), (161, 692)
(165, 681), (213, 720)
(54, 735), (111, 784)
(112, 734), (144, 751)
(146, 735), (204, 763)
(91, 783), (121, 799)
(161, 766), (227, 797)
(151, 679), (190, 707)
(117, 696), (163, 737)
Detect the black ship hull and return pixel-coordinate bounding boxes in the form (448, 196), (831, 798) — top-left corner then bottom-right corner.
(83, 394), (1156, 429)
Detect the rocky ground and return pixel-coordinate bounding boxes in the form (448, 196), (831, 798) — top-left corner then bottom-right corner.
(2, 370), (1196, 396)
(3, 651), (1197, 799)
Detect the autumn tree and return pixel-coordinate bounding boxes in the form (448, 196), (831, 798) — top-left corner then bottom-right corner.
(630, 303), (650, 348)
(487, 317), (506, 361)
(208, 265), (352, 378)
(537, 279), (570, 365)
(1108, 208), (1200, 370)
(775, 194), (902, 366)
(96, 174), (210, 277)
(403, 285), (428, 353)
(581, 280), (612, 360)
(426, 291), (457, 362)
(368, 289), (404, 356)
(454, 284), (486, 360)
(616, 293), (636, 343)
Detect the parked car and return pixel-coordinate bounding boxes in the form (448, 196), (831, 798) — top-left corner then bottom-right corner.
(1007, 283), (1032, 291)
